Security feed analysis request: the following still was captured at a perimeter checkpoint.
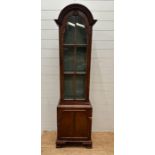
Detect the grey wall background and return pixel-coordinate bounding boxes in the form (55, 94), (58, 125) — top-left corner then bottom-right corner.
(41, 0), (114, 132)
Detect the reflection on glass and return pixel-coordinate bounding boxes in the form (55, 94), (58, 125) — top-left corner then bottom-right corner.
(64, 15), (87, 44)
(64, 75), (74, 99)
(76, 75), (85, 99)
(64, 47), (74, 72)
(76, 47), (86, 72)
(76, 16), (87, 44)
(64, 16), (76, 44)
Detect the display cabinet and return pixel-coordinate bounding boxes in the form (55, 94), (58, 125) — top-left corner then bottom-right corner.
(55, 4), (97, 148)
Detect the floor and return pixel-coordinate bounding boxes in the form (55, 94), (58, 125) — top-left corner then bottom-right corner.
(41, 131), (114, 155)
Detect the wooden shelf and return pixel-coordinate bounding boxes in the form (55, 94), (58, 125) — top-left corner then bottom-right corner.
(64, 44), (87, 46)
(64, 71), (86, 75)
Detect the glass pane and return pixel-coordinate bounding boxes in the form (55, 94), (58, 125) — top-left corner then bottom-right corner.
(76, 16), (87, 44)
(64, 75), (74, 99)
(76, 47), (87, 72)
(64, 16), (76, 44)
(64, 47), (74, 72)
(76, 75), (86, 99)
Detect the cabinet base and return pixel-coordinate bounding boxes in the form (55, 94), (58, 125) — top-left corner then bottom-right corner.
(56, 139), (92, 148)
(56, 102), (92, 148)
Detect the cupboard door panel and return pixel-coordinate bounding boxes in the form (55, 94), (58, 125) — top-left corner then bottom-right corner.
(74, 111), (88, 138)
(59, 111), (74, 137)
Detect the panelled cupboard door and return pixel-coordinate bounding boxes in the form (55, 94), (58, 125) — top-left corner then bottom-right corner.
(58, 108), (91, 139)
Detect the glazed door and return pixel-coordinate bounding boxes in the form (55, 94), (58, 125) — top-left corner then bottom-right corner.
(63, 14), (88, 101)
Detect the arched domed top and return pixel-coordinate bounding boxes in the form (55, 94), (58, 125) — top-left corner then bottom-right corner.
(55, 4), (97, 26)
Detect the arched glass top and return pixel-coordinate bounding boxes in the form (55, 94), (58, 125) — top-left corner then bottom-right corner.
(64, 15), (87, 44)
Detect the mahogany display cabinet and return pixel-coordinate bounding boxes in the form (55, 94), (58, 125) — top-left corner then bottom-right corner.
(55, 4), (97, 148)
